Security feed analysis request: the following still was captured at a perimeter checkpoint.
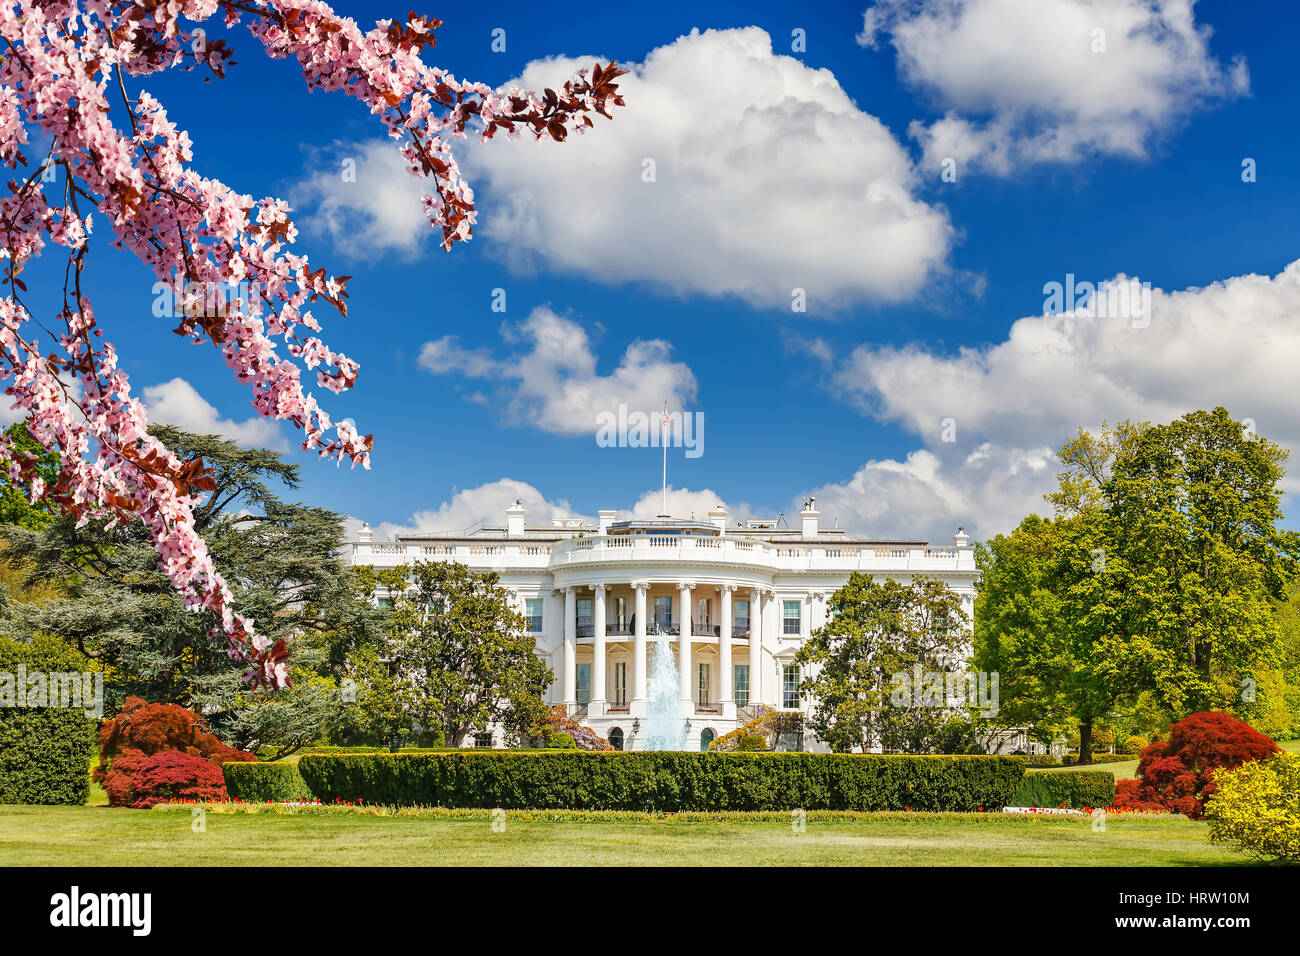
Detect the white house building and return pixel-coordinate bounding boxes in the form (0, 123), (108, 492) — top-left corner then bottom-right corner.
(345, 500), (978, 752)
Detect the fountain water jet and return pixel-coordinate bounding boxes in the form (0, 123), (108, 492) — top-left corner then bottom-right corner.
(643, 630), (685, 750)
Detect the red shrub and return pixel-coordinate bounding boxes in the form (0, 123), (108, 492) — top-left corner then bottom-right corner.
(1112, 711), (1279, 818)
(94, 697), (255, 807)
(128, 751), (229, 808)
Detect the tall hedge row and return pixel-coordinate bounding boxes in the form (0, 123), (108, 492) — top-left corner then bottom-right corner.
(223, 761), (315, 803)
(298, 751), (1025, 811)
(1012, 769), (1116, 809)
(0, 636), (98, 806)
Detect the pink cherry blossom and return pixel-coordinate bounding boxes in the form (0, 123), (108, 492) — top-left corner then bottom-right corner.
(0, 1), (626, 687)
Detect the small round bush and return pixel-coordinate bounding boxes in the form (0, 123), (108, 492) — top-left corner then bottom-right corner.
(1205, 753), (1300, 864)
(1114, 711), (1279, 818)
(735, 734), (767, 752)
(1122, 736), (1149, 755)
(129, 751), (229, 808)
(546, 732), (577, 749)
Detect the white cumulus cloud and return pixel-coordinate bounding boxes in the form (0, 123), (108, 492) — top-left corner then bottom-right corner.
(801, 259), (1300, 540)
(142, 377), (286, 450)
(419, 306), (698, 435)
(458, 27), (953, 309)
(860, 0), (1248, 175)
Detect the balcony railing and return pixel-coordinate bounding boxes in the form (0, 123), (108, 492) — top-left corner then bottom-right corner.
(545, 535), (974, 571)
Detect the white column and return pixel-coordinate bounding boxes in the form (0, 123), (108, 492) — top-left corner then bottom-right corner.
(719, 585), (734, 718)
(563, 586), (577, 710)
(632, 581), (648, 709)
(591, 584), (607, 716)
(678, 582), (693, 713)
(749, 588), (763, 709)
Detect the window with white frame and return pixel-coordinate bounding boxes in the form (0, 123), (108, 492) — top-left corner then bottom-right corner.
(698, 662), (711, 704)
(734, 599), (749, 632)
(576, 663), (591, 705)
(783, 600), (801, 635)
(577, 660), (592, 707)
(734, 664), (749, 707)
(474, 732), (493, 748)
(577, 598), (593, 634)
(615, 597), (628, 631)
(654, 596), (672, 628)
(524, 598), (544, 633)
(614, 661), (627, 704)
(782, 664), (801, 708)
(697, 597), (711, 629)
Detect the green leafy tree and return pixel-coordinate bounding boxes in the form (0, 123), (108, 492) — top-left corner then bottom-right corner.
(0, 426), (384, 757)
(1101, 408), (1300, 714)
(979, 409), (1300, 763)
(378, 560), (552, 748)
(795, 574), (969, 753)
(974, 512), (1148, 764)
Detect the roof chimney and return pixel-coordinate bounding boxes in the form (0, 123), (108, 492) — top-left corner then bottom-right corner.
(708, 504), (728, 534)
(598, 510), (618, 534)
(954, 526), (970, 549)
(800, 497), (819, 539)
(506, 499), (526, 537)
(356, 522), (373, 544)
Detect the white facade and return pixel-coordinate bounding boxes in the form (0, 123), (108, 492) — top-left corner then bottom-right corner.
(345, 502), (978, 751)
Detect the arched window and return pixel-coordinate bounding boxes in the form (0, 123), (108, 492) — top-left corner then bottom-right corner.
(700, 728), (716, 751)
(609, 727), (624, 751)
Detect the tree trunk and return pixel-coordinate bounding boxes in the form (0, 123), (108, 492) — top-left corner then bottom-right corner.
(1077, 715), (1094, 766)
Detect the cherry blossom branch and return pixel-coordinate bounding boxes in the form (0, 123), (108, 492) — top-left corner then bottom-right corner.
(0, 0), (626, 687)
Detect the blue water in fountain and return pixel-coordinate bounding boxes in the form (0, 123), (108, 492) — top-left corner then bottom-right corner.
(644, 630), (685, 750)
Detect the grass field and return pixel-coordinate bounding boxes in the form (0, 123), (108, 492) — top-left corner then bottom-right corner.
(0, 805), (1247, 866)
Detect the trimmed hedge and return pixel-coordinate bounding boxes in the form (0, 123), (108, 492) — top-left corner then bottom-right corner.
(0, 636), (98, 806)
(1014, 755), (1062, 767)
(223, 761), (315, 803)
(1063, 753), (1132, 765)
(1011, 769), (1116, 809)
(298, 751), (1024, 811)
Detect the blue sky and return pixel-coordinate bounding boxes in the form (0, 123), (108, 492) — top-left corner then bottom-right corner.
(22, 0), (1300, 542)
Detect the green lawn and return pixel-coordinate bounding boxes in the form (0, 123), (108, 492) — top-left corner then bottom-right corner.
(0, 805), (1246, 866)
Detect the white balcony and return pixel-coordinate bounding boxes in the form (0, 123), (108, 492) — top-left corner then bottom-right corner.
(547, 535), (975, 573)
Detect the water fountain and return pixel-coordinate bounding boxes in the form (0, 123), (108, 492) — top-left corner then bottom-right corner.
(643, 630), (686, 750)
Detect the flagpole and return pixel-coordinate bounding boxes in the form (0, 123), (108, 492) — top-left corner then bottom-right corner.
(661, 400), (669, 517)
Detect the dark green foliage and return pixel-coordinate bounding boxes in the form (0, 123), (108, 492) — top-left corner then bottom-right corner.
(1011, 769), (1116, 809)
(222, 762), (315, 803)
(0, 635), (96, 805)
(298, 751), (1025, 811)
(0, 426), (385, 757)
(795, 573), (971, 753)
(376, 560), (552, 747)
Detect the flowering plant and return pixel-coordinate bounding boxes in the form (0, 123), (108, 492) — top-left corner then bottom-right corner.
(0, 1), (625, 686)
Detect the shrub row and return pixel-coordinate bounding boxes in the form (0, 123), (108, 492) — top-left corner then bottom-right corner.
(1062, 753), (1132, 765)
(1011, 769), (1116, 809)
(0, 636), (97, 806)
(223, 762), (315, 803)
(297, 751), (1025, 812)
